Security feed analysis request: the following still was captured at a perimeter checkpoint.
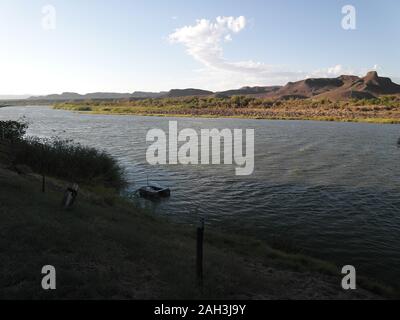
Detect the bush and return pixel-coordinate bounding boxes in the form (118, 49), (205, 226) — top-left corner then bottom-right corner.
(15, 136), (126, 190)
(0, 120), (28, 141)
(76, 106), (93, 111)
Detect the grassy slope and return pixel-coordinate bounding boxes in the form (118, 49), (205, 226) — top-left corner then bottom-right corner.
(0, 145), (393, 300)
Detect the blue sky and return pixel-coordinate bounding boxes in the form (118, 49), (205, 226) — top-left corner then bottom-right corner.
(0, 0), (399, 95)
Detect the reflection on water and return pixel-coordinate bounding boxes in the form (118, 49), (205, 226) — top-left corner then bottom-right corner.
(1, 106), (400, 285)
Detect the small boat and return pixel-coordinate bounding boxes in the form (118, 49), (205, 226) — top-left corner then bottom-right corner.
(138, 185), (171, 199)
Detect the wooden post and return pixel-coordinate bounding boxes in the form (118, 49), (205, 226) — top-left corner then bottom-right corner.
(196, 218), (205, 289)
(62, 183), (79, 208)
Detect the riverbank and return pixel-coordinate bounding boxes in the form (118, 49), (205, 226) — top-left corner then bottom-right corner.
(54, 96), (400, 124)
(0, 139), (395, 299)
(72, 111), (400, 124)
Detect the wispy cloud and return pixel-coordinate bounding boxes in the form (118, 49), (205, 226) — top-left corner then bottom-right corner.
(169, 16), (374, 90)
(169, 16), (304, 88)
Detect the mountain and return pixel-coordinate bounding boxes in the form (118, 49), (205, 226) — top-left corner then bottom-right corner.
(29, 92), (85, 100)
(28, 89), (213, 101)
(272, 78), (346, 99)
(267, 71), (400, 101)
(28, 91), (164, 101)
(22, 71), (400, 102)
(215, 86), (281, 98)
(314, 71), (400, 100)
(82, 92), (134, 100)
(0, 95), (31, 100)
(165, 88), (214, 98)
(351, 71), (400, 95)
(131, 91), (166, 98)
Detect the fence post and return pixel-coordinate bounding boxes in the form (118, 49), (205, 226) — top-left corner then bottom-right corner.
(196, 218), (205, 290)
(62, 183), (79, 208)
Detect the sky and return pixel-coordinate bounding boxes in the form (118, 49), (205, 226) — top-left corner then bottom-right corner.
(0, 0), (399, 96)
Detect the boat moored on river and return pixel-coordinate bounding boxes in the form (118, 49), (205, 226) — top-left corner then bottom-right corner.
(138, 185), (171, 199)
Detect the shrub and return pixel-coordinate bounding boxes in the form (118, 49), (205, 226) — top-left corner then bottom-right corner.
(0, 119), (28, 141)
(76, 106), (93, 111)
(15, 136), (126, 190)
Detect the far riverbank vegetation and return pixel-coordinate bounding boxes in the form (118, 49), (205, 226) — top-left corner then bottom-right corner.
(54, 95), (400, 124)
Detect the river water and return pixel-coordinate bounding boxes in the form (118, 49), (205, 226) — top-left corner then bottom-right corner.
(1, 106), (400, 285)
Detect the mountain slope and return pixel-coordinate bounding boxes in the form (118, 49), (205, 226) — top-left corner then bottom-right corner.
(28, 91), (162, 101)
(215, 86), (282, 98)
(165, 88), (214, 98)
(28, 89), (214, 101)
(22, 71), (400, 102)
(261, 72), (400, 101)
(353, 71), (400, 95)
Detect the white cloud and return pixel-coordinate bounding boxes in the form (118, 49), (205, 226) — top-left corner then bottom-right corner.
(169, 16), (377, 90)
(224, 34), (232, 42)
(309, 65), (355, 78)
(169, 16), (304, 88)
(169, 16), (246, 69)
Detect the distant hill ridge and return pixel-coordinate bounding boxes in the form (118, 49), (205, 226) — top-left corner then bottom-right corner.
(269, 71), (400, 101)
(165, 88), (213, 98)
(28, 91), (165, 101)
(25, 71), (400, 101)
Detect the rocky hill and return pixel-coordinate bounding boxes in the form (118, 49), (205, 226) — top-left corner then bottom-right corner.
(16, 71), (400, 103)
(266, 71), (400, 101)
